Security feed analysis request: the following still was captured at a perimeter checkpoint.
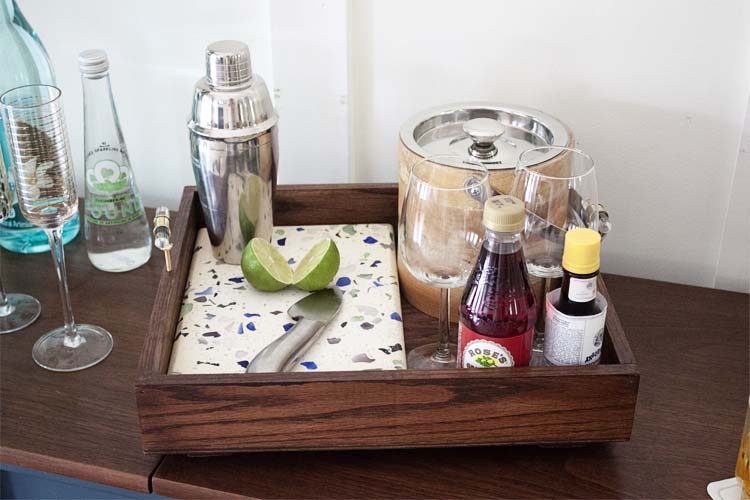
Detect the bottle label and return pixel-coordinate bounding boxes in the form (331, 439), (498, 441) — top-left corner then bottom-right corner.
(86, 193), (143, 226)
(544, 288), (608, 366)
(568, 276), (597, 302)
(85, 157), (142, 226)
(458, 322), (533, 368)
(87, 158), (131, 195)
(0, 152), (35, 230)
(0, 203), (34, 229)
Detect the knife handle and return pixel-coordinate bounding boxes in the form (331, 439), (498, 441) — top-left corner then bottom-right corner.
(245, 318), (327, 373)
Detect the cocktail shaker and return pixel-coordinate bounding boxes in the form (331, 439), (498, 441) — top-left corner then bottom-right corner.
(189, 40), (278, 264)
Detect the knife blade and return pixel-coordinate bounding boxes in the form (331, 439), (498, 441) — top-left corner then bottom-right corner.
(246, 288), (343, 373)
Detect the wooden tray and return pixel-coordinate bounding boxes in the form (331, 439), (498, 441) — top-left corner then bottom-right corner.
(136, 184), (639, 455)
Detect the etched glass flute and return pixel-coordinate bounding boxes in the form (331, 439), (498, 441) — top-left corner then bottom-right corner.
(399, 155), (489, 369)
(0, 84), (112, 371)
(0, 152), (41, 333)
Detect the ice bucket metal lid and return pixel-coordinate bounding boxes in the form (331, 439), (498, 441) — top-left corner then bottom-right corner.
(400, 102), (571, 170)
(188, 40), (278, 140)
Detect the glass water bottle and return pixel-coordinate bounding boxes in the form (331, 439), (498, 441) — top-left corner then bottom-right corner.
(0, 0), (80, 253)
(79, 49), (151, 272)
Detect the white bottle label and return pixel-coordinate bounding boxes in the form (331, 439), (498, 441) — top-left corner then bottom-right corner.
(543, 288), (608, 366)
(568, 276), (597, 302)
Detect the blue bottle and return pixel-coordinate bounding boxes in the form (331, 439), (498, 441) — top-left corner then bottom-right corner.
(0, 0), (79, 253)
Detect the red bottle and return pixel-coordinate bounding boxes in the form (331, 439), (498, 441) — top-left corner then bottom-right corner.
(458, 195), (537, 368)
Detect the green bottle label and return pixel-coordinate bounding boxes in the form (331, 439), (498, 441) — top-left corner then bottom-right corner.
(85, 158), (142, 226)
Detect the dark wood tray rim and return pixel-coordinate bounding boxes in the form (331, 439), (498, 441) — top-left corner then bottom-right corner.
(135, 184), (639, 454)
(138, 184), (636, 384)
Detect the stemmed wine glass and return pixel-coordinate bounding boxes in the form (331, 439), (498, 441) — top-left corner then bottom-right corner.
(399, 155), (489, 369)
(0, 154), (41, 333)
(0, 84), (113, 371)
(510, 146), (599, 359)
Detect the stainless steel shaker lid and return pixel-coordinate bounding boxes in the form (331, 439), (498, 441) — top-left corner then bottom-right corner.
(188, 40), (278, 140)
(400, 102), (571, 169)
(206, 40), (252, 89)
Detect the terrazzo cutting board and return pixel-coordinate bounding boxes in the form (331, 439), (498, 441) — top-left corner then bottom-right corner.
(168, 223), (406, 374)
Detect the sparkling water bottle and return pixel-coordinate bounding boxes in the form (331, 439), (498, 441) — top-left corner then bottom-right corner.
(0, 0), (80, 253)
(79, 50), (151, 272)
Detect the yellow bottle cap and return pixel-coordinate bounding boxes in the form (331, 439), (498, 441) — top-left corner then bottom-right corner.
(483, 195), (525, 232)
(562, 228), (601, 275)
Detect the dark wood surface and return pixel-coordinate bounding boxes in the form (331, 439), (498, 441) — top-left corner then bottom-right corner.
(152, 274), (749, 499)
(1, 193), (747, 498)
(0, 206), (163, 493)
(138, 298), (637, 452)
(139, 187), (200, 377)
(137, 186), (637, 455)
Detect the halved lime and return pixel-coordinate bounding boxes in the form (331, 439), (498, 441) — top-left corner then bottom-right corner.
(241, 238), (293, 292)
(293, 239), (340, 291)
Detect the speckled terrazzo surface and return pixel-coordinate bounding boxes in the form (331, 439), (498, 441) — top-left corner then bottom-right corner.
(168, 224), (406, 374)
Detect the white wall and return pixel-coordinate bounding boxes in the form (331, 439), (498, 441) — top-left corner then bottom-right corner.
(269, 0), (350, 185)
(16, 0), (750, 291)
(350, 0), (750, 291)
(21, 0), (275, 210)
(715, 99), (750, 293)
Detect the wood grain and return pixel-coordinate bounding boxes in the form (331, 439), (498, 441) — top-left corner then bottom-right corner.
(598, 275), (635, 365)
(152, 274), (749, 499)
(138, 344), (637, 454)
(273, 183), (399, 228)
(0, 205), (162, 493)
(138, 187), (199, 376)
(136, 184), (638, 455)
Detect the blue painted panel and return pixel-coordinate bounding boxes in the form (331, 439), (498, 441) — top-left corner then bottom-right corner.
(1, 463), (172, 499)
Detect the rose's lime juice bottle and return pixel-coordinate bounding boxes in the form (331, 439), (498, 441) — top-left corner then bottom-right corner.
(458, 195), (536, 368)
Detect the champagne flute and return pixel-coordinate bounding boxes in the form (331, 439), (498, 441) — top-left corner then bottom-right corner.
(0, 84), (112, 371)
(399, 155), (489, 369)
(0, 152), (41, 333)
(510, 146), (599, 359)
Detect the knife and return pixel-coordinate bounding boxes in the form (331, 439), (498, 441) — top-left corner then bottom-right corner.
(246, 288), (343, 373)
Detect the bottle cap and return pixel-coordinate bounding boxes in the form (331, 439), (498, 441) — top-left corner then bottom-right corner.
(78, 49), (109, 75)
(482, 195), (525, 233)
(562, 228), (601, 275)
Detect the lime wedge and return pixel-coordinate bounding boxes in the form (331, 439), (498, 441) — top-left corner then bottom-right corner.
(293, 239), (340, 291)
(241, 238), (293, 292)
